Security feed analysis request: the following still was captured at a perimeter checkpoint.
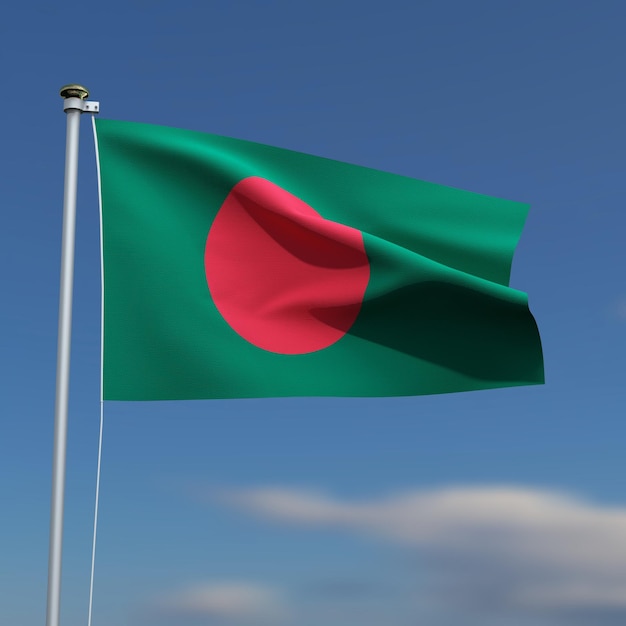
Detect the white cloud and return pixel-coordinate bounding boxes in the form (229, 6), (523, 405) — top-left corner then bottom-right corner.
(219, 485), (626, 615)
(154, 581), (289, 624)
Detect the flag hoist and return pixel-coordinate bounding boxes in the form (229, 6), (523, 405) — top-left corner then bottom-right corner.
(47, 85), (99, 626)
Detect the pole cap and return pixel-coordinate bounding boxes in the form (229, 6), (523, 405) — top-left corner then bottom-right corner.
(59, 84), (89, 100)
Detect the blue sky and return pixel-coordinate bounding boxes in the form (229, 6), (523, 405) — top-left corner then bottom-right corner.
(1, 1), (625, 625)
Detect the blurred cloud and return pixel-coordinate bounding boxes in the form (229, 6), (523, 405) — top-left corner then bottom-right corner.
(149, 581), (289, 625)
(616, 297), (626, 320)
(218, 485), (626, 620)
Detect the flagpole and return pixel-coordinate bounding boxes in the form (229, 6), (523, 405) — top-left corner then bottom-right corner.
(46, 85), (99, 626)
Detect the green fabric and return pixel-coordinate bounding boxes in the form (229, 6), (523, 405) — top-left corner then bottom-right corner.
(94, 118), (543, 400)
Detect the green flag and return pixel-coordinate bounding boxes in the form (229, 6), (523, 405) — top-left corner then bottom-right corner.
(94, 118), (543, 400)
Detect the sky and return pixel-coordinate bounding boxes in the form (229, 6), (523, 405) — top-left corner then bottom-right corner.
(1, 1), (625, 625)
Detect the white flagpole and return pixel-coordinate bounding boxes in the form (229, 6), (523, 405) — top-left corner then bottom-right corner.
(46, 85), (99, 626)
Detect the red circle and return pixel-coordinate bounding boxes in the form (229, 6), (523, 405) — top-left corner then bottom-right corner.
(205, 177), (370, 354)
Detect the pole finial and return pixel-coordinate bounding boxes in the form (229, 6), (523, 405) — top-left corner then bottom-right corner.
(60, 84), (89, 100)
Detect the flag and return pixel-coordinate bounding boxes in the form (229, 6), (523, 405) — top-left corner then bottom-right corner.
(94, 118), (543, 400)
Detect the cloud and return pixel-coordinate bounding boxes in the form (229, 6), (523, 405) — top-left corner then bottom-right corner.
(218, 485), (626, 619)
(151, 581), (289, 625)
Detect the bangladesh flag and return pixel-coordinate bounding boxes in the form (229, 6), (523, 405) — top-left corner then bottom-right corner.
(94, 119), (543, 400)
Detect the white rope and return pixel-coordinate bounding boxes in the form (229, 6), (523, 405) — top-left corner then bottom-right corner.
(87, 115), (105, 626)
(87, 402), (104, 626)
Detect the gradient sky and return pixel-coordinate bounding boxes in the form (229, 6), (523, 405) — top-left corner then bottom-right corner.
(1, 2), (625, 625)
